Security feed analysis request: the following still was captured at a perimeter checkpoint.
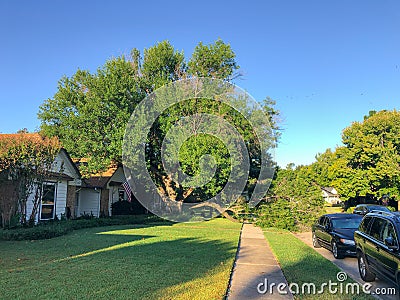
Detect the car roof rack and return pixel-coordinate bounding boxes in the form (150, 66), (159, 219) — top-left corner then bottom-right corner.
(368, 210), (394, 216)
(367, 210), (400, 222)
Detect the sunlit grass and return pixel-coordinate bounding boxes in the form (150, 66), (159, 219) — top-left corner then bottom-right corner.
(264, 229), (374, 300)
(0, 218), (241, 299)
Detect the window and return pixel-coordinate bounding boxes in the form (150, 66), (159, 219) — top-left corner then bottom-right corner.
(331, 218), (362, 229)
(382, 221), (398, 246)
(119, 189), (126, 201)
(359, 216), (372, 233)
(40, 182), (57, 220)
(369, 217), (386, 241)
(319, 216), (326, 226)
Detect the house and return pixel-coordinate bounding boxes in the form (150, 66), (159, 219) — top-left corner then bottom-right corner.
(0, 132), (82, 223)
(0, 133), (146, 224)
(25, 148), (82, 222)
(321, 187), (341, 205)
(73, 161), (146, 218)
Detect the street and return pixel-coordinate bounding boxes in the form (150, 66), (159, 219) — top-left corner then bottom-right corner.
(295, 232), (398, 300)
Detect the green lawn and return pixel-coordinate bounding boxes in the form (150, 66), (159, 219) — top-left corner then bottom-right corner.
(0, 218), (241, 300)
(264, 229), (374, 300)
(324, 205), (344, 214)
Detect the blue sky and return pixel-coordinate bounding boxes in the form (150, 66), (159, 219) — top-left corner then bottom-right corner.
(0, 0), (399, 167)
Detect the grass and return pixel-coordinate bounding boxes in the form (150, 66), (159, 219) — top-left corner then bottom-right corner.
(264, 229), (374, 300)
(324, 205), (344, 214)
(0, 218), (241, 300)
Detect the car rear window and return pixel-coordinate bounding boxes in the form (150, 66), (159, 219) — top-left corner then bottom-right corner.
(331, 218), (361, 229)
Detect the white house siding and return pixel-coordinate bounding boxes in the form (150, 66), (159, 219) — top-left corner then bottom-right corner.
(26, 189), (36, 222)
(78, 189), (100, 217)
(55, 180), (68, 217)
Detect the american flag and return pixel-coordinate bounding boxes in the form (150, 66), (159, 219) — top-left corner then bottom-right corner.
(122, 181), (132, 202)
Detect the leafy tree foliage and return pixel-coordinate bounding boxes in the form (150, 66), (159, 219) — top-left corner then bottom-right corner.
(310, 110), (400, 204)
(188, 39), (239, 79)
(256, 165), (325, 230)
(0, 133), (61, 227)
(334, 110), (400, 200)
(38, 40), (280, 209)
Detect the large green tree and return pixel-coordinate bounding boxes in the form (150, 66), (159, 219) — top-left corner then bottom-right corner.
(38, 40), (280, 211)
(333, 110), (400, 201)
(309, 110), (400, 205)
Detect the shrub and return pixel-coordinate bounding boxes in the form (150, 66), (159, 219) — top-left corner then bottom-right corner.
(255, 200), (297, 231)
(0, 214), (168, 241)
(0, 223), (72, 240)
(111, 200), (147, 215)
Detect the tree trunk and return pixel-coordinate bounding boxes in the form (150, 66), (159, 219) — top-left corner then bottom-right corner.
(190, 201), (238, 222)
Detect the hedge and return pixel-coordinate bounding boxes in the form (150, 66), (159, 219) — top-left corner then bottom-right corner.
(0, 215), (169, 241)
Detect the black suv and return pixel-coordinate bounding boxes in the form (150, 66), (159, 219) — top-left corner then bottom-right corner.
(354, 211), (400, 288)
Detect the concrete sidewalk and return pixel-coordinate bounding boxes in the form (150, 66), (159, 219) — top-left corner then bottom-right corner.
(227, 223), (293, 299)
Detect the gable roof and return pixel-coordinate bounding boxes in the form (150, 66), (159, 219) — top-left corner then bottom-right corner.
(58, 148), (82, 179)
(73, 158), (120, 188)
(321, 186), (339, 197)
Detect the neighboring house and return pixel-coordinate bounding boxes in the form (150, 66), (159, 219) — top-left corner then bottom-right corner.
(73, 162), (144, 218)
(321, 187), (341, 205)
(25, 148), (82, 222)
(0, 133), (83, 223)
(0, 133), (144, 223)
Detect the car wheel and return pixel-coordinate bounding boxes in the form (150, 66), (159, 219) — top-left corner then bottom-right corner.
(312, 232), (321, 248)
(332, 241), (344, 259)
(357, 252), (375, 282)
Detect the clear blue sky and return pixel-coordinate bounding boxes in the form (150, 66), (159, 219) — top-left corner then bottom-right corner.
(1, 0), (399, 167)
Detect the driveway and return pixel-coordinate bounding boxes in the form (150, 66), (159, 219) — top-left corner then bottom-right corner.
(295, 232), (397, 300)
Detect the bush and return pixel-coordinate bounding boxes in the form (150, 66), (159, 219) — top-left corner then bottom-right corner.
(255, 200), (297, 231)
(0, 223), (72, 240)
(254, 196), (325, 232)
(0, 214), (168, 241)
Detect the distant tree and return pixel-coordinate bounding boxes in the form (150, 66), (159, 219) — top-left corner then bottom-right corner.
(0, 133), (61, 227)
(332, 110), (400, 202)
(309, 149), (336, 187)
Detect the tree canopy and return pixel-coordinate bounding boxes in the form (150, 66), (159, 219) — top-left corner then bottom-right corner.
(256, 164), (325, 230)
(311, 110), (400, 202)
(38, 39), (280, 212)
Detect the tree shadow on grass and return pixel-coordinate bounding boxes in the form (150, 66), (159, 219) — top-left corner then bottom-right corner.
(1, 228), (238, 299)
(229, 252), (382, 300)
